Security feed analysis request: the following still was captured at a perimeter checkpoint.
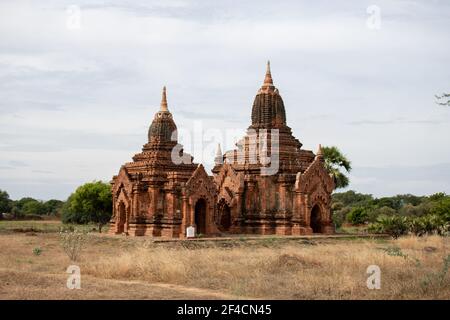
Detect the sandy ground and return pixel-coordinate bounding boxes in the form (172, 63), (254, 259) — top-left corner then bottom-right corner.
(0, 227), (448, 300)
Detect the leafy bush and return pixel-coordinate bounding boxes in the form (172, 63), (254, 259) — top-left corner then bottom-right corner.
(430, 197), (450, 222)
(346, 207), (369, 225)
(368, 215), (409, 239)
(408, 216), (427, 236)
(22, 200), (47, 215)
(59, 230), (90, 261)
(333, 191), (450, 236)
(429, 192), (447, 202)
(332, 206), (351, 229)
(399, 202), (432, 217)
(393, 194), (424, 206)
(366, 206), (396, 223)
(43, 199), (65, 216)
(369, 214), (449, 238)
(33, 247), (42, 256)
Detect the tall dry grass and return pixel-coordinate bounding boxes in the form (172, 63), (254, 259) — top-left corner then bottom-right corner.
(82, 235), (450, 299)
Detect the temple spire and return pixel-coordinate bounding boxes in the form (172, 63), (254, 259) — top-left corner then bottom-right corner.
(263, 60), (274, 86)
(214, 143), (223, 165)
(160, 86), (168, 112)
(316, 144), (324, 160)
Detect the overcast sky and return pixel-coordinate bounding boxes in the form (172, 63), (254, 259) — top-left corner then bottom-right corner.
(1, 0), (450, 200)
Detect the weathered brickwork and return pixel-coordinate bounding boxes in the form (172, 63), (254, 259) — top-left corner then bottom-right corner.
(110, 63), (335, 237)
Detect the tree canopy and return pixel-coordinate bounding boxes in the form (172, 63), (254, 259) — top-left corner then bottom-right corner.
(62, 181), (112, 232)
(332, 190), (450, 236)
(0, 192), (63, 218)
(0, 189), (12, 214)
(322, 146), (352, 189)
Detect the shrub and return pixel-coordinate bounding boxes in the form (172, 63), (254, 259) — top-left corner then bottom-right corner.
(346, 207), (369, 225)
(394, 194), (424, 206)
(372, 197), (402, 210)
(332, 207), (350, 229)
(21, 200), (47, 216)
(370, 214), (448, 238)
(59, 230), (90, 261)
(33, 247), (42, 256)
(408, 217), (427, 236)
(399, 202), (432, 217)
(429, 192), (447, 202)
(409, 215), (448, 236)
(331, 201), (344, 212)
(366, 206), (396, 223)
(430, 197), (450, 222)
(368, 215), (409, 239)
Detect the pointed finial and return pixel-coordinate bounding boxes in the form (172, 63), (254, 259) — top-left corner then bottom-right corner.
(263, 60), (273, 86)
(160, 86), (168, 111)
(316, 144), (324, 159)
(214, 143), (223, 165)
(216, 143), (222, 157)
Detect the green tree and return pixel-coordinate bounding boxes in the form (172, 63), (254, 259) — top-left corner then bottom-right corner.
(22, 199), (46, 216)
(393, 194), (423, 207)
(429, 192), (446, 202)
(0, 189), (13, 214)
(346, 207), (369, 225)
(11, 197), (41, 218)
(322, 146), (352, 189)
(43, 199), (64, 216)
(399, 202), (432, 217)
(373, 197), (403, 210)
(62, 181), (112, 233)
(332, 190), (373, 207)
(367, 206), (396, 223)
(430, 197), (450, 223)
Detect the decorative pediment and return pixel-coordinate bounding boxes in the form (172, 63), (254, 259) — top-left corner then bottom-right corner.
(186, 164), (217, 198)
(213, 163), (244, 206)
(112, 166), (133, 197)
(214, 163), (244, 193)
(295, 157), (335, 195)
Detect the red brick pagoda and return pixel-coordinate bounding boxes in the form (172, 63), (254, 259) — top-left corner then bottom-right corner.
(110, 63), (335, 237)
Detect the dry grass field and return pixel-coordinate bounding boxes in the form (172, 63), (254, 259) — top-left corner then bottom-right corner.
(0, 220), (449, 300)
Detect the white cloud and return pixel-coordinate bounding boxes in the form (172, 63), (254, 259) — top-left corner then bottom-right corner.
(1, 0), (450, 199)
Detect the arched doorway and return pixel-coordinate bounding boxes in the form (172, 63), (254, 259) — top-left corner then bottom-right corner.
(310, 204), (322, 233)
(194, 198), (207, 235)
(117, 202), (126, 234)
(218, 202), (231, 232)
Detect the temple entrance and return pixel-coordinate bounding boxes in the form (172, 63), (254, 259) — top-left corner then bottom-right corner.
(219, 202), (231, 232)
(194, 198), (207, 235)
(310, 204), (322, 233)
(117, 202), (126, 234)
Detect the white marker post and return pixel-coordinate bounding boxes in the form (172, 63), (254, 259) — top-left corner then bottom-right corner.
(186, 225), (195, 239)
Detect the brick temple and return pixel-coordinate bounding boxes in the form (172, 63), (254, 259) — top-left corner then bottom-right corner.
(109, 62), (335, 237)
